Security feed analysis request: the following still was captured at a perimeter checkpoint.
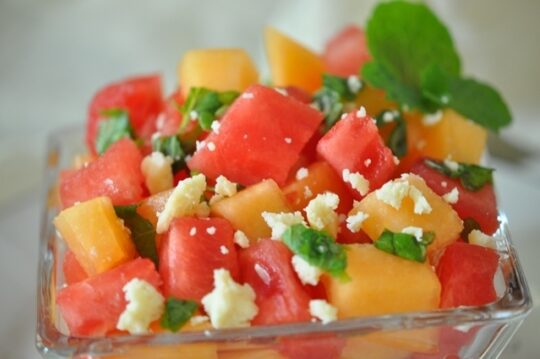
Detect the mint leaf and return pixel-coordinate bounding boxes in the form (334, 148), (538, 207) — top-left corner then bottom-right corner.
(421, 65), (512, 132)
(374, 229), (435, 263)
(114, 205), (159, 266)
(282, 224), (348, 280)
(152, 135), (185, 172)
(180, 87), (239, 131)
(424, 158), (494, 191)
(160, 298), (198, 332)
(363, 1), (460, 111)
(95, 109), (135, 155)
(312, 74), (364, 130)
(375, 109), (407, 158)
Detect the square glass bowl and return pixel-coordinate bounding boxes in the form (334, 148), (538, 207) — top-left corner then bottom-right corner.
(36, 127), (532, 358)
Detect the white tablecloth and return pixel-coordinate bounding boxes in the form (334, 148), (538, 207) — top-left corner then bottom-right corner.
(1, 0), (538, 357)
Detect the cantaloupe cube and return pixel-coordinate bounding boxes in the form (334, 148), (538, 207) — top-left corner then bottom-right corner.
(354, 174), (463, 262)
(265, 27), (324, 93)
(178, 49), (258, 97)
(407, 109), (487, 164)
(283, 161), (353, 214)
(324, 244), (440, 318)
(137, 188), (174, 227)
(365, 328), (439, 354)
(355, 86), (398, 118)
(341, 336), (411, 359)
(211, 179), (290, 241)
(53, 196), (135, 276)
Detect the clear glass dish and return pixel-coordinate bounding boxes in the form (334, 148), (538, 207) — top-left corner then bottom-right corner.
(36, 126), (532, 359)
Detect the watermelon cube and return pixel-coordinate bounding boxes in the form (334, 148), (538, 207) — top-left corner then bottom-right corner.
(59, 139), (145, 208)
(323, 25), (371, 77)
(159, 217), (239, 303)
(188, 84), (323, 187)
(56, 258), (161, 337)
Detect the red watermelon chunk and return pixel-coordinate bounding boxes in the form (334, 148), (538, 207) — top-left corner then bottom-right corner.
(436, 242), (500, 308)
(278, 335), (346, 359)
(59, 139), (145, 208)
(410, 158), (500, 234)
(56, 258), (161, 337)
(317, 112), (396, 199)
(159, 217), (239, 303)
(86, 74), (163, 155)
(63, 250), (88, 286)
(323, 25), (371, 77)
(238, 238), (311, 325)
(187, 84), (323, 187)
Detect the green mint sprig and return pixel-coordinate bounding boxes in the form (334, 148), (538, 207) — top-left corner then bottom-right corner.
(152, 134), (186, 173)
(375, 109), (407, 158)
(424, 158), (494, 192)
(160, 298), (198, 332)
(95, 109), (136, 155)
(374, 229), (435, 263)
(180, 87), (239, 131)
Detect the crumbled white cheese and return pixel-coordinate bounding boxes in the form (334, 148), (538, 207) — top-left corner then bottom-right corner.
(382, 111), (395, 123)
(346, 211), (369, 233)
(254, 263), (271, 285)
(342, 169), (370, 196)
(347, 75), (362, 93)
(190, 315), (209, 326)
(261, 211), (306, 240)
(364, 158), (372, 168)
(402, 226), (424, 242)
(422, 110), (443, 126)
(356, 106), (367, 118)
(157, 174), (207, 234)
(444, 157), (460, 172)
(375, 177), (432, 215)
(284, 137), (292, 144)
(296, 167), (309, 181)
(292, 255), (322, 286)
(190, 111), (198, 120)
(220, 245), (229, 255)
(275, 88), (288, 96)
(189, 227), (197, 236)
(393, 156), (400, 165)
(140, 152), (174, 195)
(206, 226), (216, 235)
(305, 193), (340, 234)
(215, 175), (237, 197)
(309, 300), (337, 324)
(241, 92), (254, 99)
(304, 186), (313, 199)
(211, 120), (221, 134)
(468, 229), (497, 249)
(202, 269), (258, 329)
(196, 140), (206, 151)
(442, 187), (460, 204)
(233, 230), (250, 248)
(207, 142), (216, 152)
(116, 279), (164, 335)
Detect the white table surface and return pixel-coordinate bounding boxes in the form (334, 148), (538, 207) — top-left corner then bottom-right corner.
(0, 1), (538, 358)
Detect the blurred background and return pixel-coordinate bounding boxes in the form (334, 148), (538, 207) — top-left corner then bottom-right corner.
(0, 0), (538, 357)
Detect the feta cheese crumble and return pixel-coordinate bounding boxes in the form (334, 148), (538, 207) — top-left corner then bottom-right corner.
(284, 137), (292, 144)
(116, 279), (164, 334)
(309, 300), (337, 324)
(261, 211), (306, 240)
(202, 269), (258, 329)
(215, 175), (237, 197)
(442, 187), (459, 204)
(220, 245), (229, 255)
(207, 141), (216, 152)
(422, 110), (443, 126)
(211, 120), (221, 134)
(141, 152), (174, 195)
(292, 255), (322, 286)
(241, 92), (254, 99)
(375, 176), (432, 214)
(296, 167), (309, 180)
(206, 226), (216, 235)
(305, 193), (340, 234)
(189, 227), (197, 236)
(356, 106), (367, 118)
(444, 157), (460, 172)
(233, 230), (250, 248)
(346, 211), (369, 233)
(342, 169), (370, 196)
(364, 158), (372, 168)
(468, 229), (497, 249)
(157, 174), (207, 234)
(347, 75), (362, 93)
(254, 263), (271, 285)
(190, 315), (209, 326)
(401, 226), (424, 242)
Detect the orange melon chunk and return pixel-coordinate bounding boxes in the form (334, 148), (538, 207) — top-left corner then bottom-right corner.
(178, 48), (258, 97)
(354, 174), (463, 262)
(211, 179), (290, 241)
(53, 196), (135, 276)
(265, 27), (324, 93)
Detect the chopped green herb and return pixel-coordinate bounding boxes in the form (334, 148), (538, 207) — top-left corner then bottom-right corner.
(160, 298), (198, 332)
(282, 224), (349, 280)
(424, 158), (494, 191)
(114, 205), (159, 266)
(312, 74), (364, 130)
(95, 109), (135, 155)
(374, 229), (435, 263)
(375, 109), (407, 158)
(461, 218), (481, 242)
(180, 87), (239, 131)
(152, 135), (185, 172)
(362, 1), (511, 131)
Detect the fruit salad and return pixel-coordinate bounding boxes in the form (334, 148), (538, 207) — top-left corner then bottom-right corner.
(51, 2), (513, 358)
